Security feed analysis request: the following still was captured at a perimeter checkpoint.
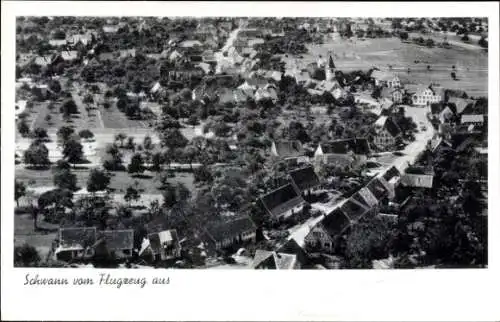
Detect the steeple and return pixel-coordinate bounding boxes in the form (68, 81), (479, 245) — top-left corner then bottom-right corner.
(325, 51), (336, 81)
(328, 54), (335, 69)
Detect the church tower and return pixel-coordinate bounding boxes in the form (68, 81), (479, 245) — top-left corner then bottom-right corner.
(325, 51), (336, 81)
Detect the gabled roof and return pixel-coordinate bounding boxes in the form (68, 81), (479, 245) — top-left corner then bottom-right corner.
(319, 138), (371, 155)
(252, 250), (298, 269)
(272, 140), (304, 159)
(180, 40), (203, 48)
(328, 55), (335, 69)
(321, 209), (351, 237)
(351, 187), (379, 209)
(261, 184), (305, 218)
(98, 230), (134, 251)
(205, 216), (256, 242)
(448, 97), (474, 114)
(61, 50), (78, 61)
(383, 166), (401, 182)
(148, 229), (180, 255)
(375, 116), (402, 137)
(366, 177), (390, 200)
(34, 55), (53, 66)
(340, 197), (370, 221)
(289, 166), (320, 192)
(59, 227), (97, 249)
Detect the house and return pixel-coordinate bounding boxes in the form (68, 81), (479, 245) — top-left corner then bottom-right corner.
(251, 250), (300, 269)
(49, 39), (68, 47)
(461, 114), (484, 126)
(67, 33), (93, 46)
(55, 227), (97, 261)
(179, 40), (203, 48)
(439, 106), (455, 124)
(400, 166), (434, 189)
(168, 50), (184, 62)
(371, 70), (401, 88)
(204, 216), (257, 251)
(33, 55), (53, 67)
(373, 116), (402, 150)
(17, 53), (36, 67)
(120, 49), (136, 58)
(270, 140), (305, 162)
(98, 52), (116, 61)
(254, 86), (278, 103)
(289, 166), (321, 194)
(314, 138), (371, 167)
(102, 25), (120, 33)
(202, 50), (216, 63)
(94, 230), (135, 259)
(391, 88), (404, 104)
(304, 209), (351, 253)
(60, 50), (79, 62)
(260, 184), (307, 220)
(409, 85), (443, 106)
(142, 229), (182, 261)
(366, 174), (395, 202)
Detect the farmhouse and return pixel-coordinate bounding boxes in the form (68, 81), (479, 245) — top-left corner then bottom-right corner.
(49, 39), (68, 47)
(252, 250), (300, 269)
(33, 55), (53, 67)
(373, 116), (402, 150)
(304, 209), (351, 253)
(203, 216), (257, 251)
(260, 184), (307, 220)
(371, 70), (401, 88)
(314, 138), (371, 167)
(55, 227), (97, 261)
(270, 140), (305, 162)
(408, 85), (443, 106)
(141, 229), (182, 261)
(448, 97), (474, 114)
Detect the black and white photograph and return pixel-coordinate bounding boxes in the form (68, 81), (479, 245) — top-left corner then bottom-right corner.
(2, 1), (499, 321)
(12, 14), (490, 270)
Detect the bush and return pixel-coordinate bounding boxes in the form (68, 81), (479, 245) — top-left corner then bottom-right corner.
(14, 244), (41, 267)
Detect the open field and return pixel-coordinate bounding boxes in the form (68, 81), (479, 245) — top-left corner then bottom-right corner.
(14, 214), (58, 260)
(284, 35), (488, 97)
(15, 165), (196, 195)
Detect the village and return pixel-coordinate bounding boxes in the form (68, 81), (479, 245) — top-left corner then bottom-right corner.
(14, 17), (488, 269)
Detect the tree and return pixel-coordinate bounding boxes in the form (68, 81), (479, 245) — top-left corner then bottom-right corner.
(124, 185), (140, 204)
(425, 38), (435, 48)
(14, 244), (40, 267)
(23, 141), (50, 168)
(451, 72), (457, 80)
(82, 93), (94, 108)
(151, 152), (164, 172)
(87, 168), (111, 192)
(60, 99), (78, 116)
(115, 133), (127, 148)
(78, 129), (94, 141)
(103, 144), (124, 171)
(399, 31), (409, 41)
(162, 183), (191, 208)
(344, 216), (392, 268)
(143, 135), (153, 151)
(53, 167), (78, 191)
(32, 127), (49, 141)
(44, 114), (52, 125)
(160, 129), (188, 150)
(18, 119), (30, 137)
(62, 139), (84, 164)
(194, 164), (213, 184)
(461, 33), (470, 42)
(128, 153), (145, 175)
(117, 98), (128, 112)
(15, 180), (27, 207)
(49, 79), (62, 93)
(478, 36), (488, 48)
(57, 126), (75, 143)
(371, 86), (382, 99)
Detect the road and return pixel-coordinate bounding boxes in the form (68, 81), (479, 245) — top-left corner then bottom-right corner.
(214, 18), (247, 73)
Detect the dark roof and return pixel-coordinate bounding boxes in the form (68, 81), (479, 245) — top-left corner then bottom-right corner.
(289, 166), (320, 192)
(328, 55), (335, 69)
(273, 140), (304, 159)
(320, 138), (371, 155)
(366, 177), (389, 200)
(384, 117), (402, 137)
(206, 216), (256, 242)
(261, 184), (305, 217)
(340, 198), (369, 221)
(99, 230), (134, 250)
(430, 103), (443, 114)
(59, 227), (97, 248)
(148, 230), (180, 255)
(351, 187), (378, 209)
(321, 210), (351, 237)
(383, 166), (401, 181)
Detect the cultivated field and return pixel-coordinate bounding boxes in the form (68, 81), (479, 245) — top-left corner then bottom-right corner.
(283, 35), (488, 97)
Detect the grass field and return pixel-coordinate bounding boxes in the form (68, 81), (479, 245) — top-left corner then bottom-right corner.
(15, 165), (196, 195)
